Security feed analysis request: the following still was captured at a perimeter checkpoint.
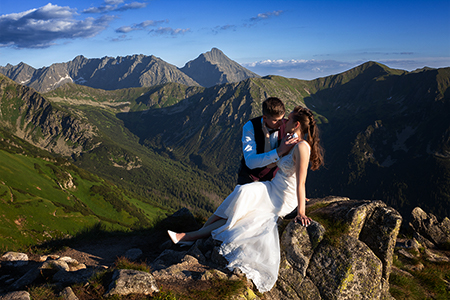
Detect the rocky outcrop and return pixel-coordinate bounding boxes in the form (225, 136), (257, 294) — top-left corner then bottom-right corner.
(2, 197), (450, 299)
(263, 197), (402, 300)
(409, 207), (450, 249)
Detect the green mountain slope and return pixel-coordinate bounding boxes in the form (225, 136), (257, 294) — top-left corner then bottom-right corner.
(44, 83), (230, 214)
(0, 74), (234, 250)
(304, 63), (450, 218)
(0, 128), (166, 251)
(1, 60), (449, 253)
(115, 62), (450, 219)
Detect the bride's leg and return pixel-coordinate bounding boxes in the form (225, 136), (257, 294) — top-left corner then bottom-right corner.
(201, 214), (224, 228)
(177, 215), (226, 241)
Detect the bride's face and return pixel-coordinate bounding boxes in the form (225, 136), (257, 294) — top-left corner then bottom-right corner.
(285, 112), (299, 134)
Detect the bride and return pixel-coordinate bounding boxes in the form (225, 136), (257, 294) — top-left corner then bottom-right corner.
(168, 106), (324, 293)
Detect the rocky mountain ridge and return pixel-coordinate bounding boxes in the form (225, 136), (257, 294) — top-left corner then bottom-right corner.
(180, 47), (260, 87)
(0, 48), (259, 93)
(1, 198), (449, 299)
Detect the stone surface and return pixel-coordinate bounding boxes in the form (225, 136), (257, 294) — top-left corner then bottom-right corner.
(359, 203), (402, 280)
(52, 268), (96, 285)
(123, 248), (143, 261)
(424, 249), (450, 263)
(307, 235), (383, 300)
(0, 291), (30, 300)
(1, 252), (28, 267)
(104, 269), (159, 297)
(409, 207), (450, 248)
(59, 287), (79, 300)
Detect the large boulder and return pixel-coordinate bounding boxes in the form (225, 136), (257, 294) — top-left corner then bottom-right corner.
(308, 235), (383, 299)
(274, 220), (325, 299)
(265, 197), (401, 299)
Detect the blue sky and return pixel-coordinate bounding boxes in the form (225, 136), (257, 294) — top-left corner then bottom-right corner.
(0, 0), (449, 80)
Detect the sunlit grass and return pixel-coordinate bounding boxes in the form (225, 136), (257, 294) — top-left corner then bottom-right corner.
(114, 256), (151, 273)
(390, 249), (450, 300)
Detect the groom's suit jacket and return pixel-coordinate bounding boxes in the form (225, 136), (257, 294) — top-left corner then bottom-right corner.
(237, 117), (286, 185)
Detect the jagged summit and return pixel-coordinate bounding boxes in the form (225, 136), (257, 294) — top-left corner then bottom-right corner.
(179, 48), (260, 87)
(0, 48), (260, 92)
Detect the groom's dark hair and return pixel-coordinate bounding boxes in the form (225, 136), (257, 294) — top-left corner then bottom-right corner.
(262, 97), (285, 117)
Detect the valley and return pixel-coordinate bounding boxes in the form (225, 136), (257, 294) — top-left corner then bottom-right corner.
(0, 49), (449, 252)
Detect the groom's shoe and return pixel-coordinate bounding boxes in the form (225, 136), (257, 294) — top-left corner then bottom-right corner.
(167, 230), (194, 246)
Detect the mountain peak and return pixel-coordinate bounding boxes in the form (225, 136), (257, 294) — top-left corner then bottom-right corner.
(201, 48), (228, 64)
(180, 48), (260, 87)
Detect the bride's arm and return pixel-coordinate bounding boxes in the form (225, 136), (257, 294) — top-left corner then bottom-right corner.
(293, 142), (312, 226)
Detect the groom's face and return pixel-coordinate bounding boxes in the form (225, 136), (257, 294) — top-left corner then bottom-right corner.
(263, 114), (285, 130)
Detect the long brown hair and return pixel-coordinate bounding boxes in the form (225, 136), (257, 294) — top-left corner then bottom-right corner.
(292, 106), (324, 170)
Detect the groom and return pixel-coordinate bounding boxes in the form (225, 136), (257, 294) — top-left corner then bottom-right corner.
(237, 97), (298, 185)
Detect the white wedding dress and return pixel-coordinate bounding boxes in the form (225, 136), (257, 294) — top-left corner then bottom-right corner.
(211, 141), (309, 292)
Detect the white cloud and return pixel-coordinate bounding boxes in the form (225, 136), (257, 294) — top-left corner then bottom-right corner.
(211, 24), (237, 34)
(116, 2), (147, 11)
(377, 57), (450, 71)
(150, 27), (191, 36)
(243, 57), (450, 80)
(242, 59), (357, 80)
(83, 1), (147, 13)
(250, 10), (284, 22)
(116, 19), (168, 33)
(0, 3), (115, 49)
(105, 0), (125, 5)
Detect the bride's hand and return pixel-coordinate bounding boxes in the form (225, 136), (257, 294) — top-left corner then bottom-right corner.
(294, 214), (311, 227)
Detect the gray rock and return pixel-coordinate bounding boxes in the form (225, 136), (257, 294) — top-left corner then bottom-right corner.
(1, 252), (28, 267)
(104, 269), (159, 297)
(210, 246), (228, 267)
(307, 235), (383, 300)
(59, 286), (79, 300)
(151, 249), (186, 271)
(281, 220), (325, 277)
(41, 259), (70, 272)
(123, 248), (143, 261)
(396, 238), (420, 250)
(52, 268), (96, 285)
(359, 204), (402, 281)
(413, 231), (435, 248)
(152, 254), (200, 280)
(9, 263), (43, 291)
(0, 291), (30, 300)
(409, 207), (450, 248)
(403, 262), (424, 272)
(398, 249), (417, 260)
(187, 243), (206, 264)
(424, 248), (450, 263)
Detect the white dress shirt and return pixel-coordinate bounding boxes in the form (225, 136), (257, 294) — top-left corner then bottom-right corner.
(242, 118), (280, 169)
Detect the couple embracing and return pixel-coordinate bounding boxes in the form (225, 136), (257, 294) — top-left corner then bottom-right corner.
(168, 97), (324, 292)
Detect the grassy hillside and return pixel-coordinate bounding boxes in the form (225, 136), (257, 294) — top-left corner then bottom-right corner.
(46, 65), (450, 220)
(46, 90), (231, 216)
(0, 128), (168, 251)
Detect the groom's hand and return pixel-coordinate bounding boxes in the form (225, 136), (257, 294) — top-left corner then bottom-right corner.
(277, 135), (299, 157)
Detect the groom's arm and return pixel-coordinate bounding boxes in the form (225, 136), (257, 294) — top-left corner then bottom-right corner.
(242, 121), (280, 169)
